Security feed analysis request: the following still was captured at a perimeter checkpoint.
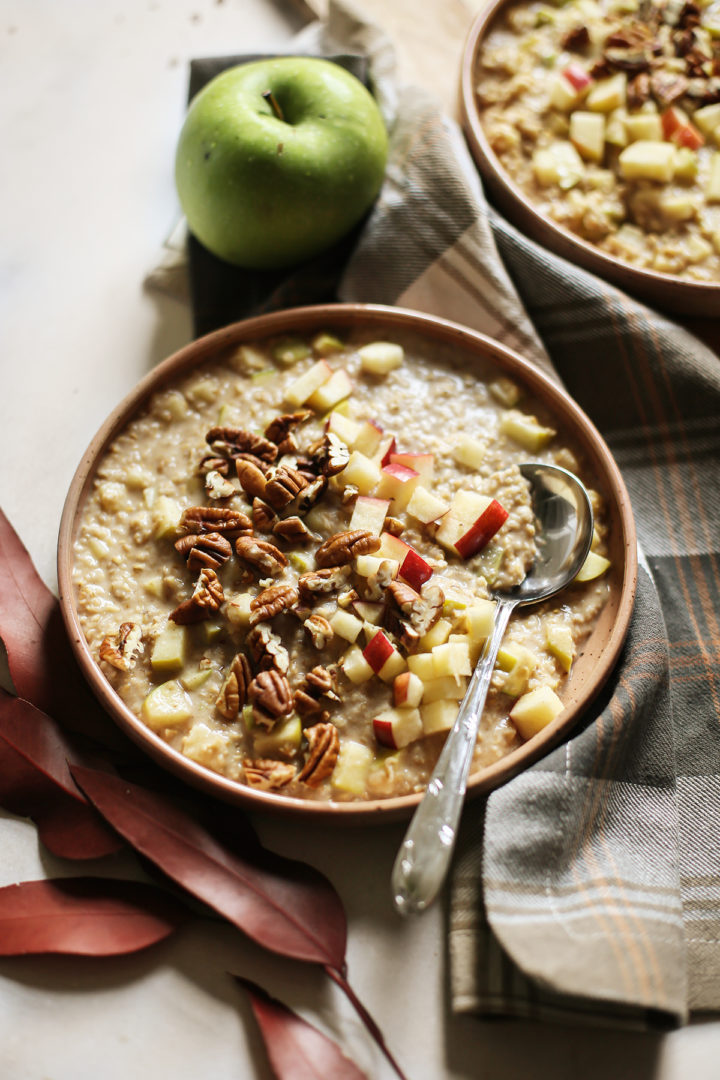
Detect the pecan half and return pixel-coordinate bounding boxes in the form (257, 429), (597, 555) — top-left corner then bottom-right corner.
(248, 669), (293, 727)
(264, 465), (309, 509)
(409, 582), (445, 636)
(304, 613), (334, 649)
(179, 506), (253, 540)
(243, 758), (296, 790)
(98, 622), (143, 671)
(235, 535), (288, 575)
(199, 454), (230, 477)
(560, 24), (589, 50)
(250, 583), (299, 625)
(297, 723), (340, 787)
(236, 458), (268, 500)
(384, 516), (404, 537)
(294, 664), (339, 718)
(387, 579), (422, 613)
(297, 565), (351, 599)
(315, 529), (381, 568)
(273, 516), (315, 544)
(650, 70), (688, 106)
(206, 425), (277, 464)
(205, 470), (236, 500)
(264, 410), (312, 445)
(309, 432), (350, 477)
(174, 531), (232, 572)
(297, 475), (328, 513)
(246, 624), (290, 673)
(603, 47), (650, 72)
(170, 568), (224, 624)
(215, 653), (252, 720)
(252, 498), (278, 532)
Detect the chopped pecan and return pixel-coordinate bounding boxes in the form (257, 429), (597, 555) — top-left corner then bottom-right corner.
(235, 457), (268, 500)
(297, 475), (328, 513)
(205, 469), (236, 500)
(273, 515), (316, 544)
(174, 531), (232, 572)
(293, 693), (330, 722)
(294, 664), (339, 719)
(215, 653), (252, 720)
(297, 723), (340, 787)
(385, 580), (423, 649)
(679, 0), (701, 27)
(252, 498), (278, 532)
(246, 624), (290, 673)
(650, 70), (688, 106)
(384, 516), (404, 537)
(306, 665), (339, 699)
(308, 432), (350, 477)
(206, 425), (277, 464)
(199, 454), (230, 477)
(170, 568), (224, 624)
(264, 410), (312, 445)
(250, 583), (299, 625)
(364, 558), (396, 602)
(243, 758), (296, 790)
(179, 505), (253, 540)
(409, 582), (445, 636)
(560, 24), (589, 50)
(315, 529), (381, 568)
(98, 622), (143, 671)
(340, 484), (359, 505)
(589, 58), (612, 79)
(304, 613), (334, 649)
(603, 47), (650, 72)
(685, 76), (720, 104)
(264, 465), (309, 509)
(235, 535), (288, 575)
(387, 579), (422, 612)
(297, 565), (351, 599)
(627, 71), (651, 109)
(248, 669), (293, 727)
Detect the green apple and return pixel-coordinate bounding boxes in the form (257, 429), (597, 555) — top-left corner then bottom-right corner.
(174, 57), (389, 269)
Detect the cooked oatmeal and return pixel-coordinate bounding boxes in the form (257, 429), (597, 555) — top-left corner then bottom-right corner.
(72, 329), (611, 802)
(476, 0), (720, 280)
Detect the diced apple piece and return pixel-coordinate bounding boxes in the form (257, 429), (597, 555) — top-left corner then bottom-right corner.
(545, 623), (575, 672)
(340, 644), (374, 684)
(532, 142), (584, 188)
(306, 368), (353, 413)
(327, 411), (362, 445)
(435, 490), (491, 553)
(378, 649), (407, 684)
(407, 652), (436, 680)
(499, 409), (556, 451)
(454, 500), (508, 560)
(465, 600), (496, 643)
(373, 706), (423, 749)
(570, 111), (606, 162)
(150, 623), (188, 674)
(225, 592), (253, 628)
(151, 495), (181, 539)
(332, 740), (373, 795)
(352, 419), (385, 457)
(311, 331), (344, 356)
(349, 495), (390, 536)
(389, 452), (434, 485)
(284, 360), (333, 406)
(419, 618), (452, 650)
(624, 112), (662, 142)
(272, 338), (311, 366)
(586, 72), (627, 112)
(549, 73), (581, 111)
(406, 485), (450, 525)
(497, 642), (538, 698)
(253, 714), (302, 757)
(575, 550), (611, 582)
(376, 463), (421, 511)
(605, 108), (628, 147)
(358, 341), (405, 374)
(330, 609), (363, 643)
(377, 530), (413, 563)
(421, 700), (459, 736)
(662, 106), (704, 150)
(658, 192), (695, 223)
(618, 140), (675, 182)
(510, 686), (564, 740)
(362, 630), (395, 673)
(141, 680), (192, 730)
(432, 641), (472, 679)
(451, 436), (487, 470)
(488, 377), (520, 407)
(373, 435), (397, 467)
(707, 153), (720, 203)
(694, 103), (720, 139)
(562, 62), (592, 93)
(352, 600), (384, 625)
(400, 548), (434, 592)
(180, 666), (214, 692)
(340, 451), (382, 495)
(354, 553), (399, 579)
(422, 676), (468, 704)
(394, 671), (424, 708)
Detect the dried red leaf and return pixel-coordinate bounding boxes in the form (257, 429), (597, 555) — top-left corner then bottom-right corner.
(0, 508), (133, 752)
(237, 975), (369, 1080)
(71, 766), (347, 969)
(0, 877), (188, 956)
(0, 692), (122, 859)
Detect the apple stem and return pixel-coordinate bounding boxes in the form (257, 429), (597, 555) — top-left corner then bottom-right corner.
(262, 89), (284, 122)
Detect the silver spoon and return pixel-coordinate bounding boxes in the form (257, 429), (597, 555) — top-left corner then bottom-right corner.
(392, 462), (594, 916)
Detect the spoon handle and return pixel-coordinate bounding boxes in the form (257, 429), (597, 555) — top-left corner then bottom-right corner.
(391, 598), (516, 915)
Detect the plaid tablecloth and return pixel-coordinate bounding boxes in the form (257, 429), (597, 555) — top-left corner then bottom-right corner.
(148, 0), (720, 1027)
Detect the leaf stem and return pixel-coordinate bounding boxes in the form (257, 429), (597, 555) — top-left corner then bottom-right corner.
(261, 89), (284, 122)
(325, 964), (409, 1080)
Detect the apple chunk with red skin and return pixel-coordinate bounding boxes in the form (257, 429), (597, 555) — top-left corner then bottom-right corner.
(379, 531), (433, 591)
(362, 629), (395, 674)
(376, 462), (420, 511)
(373, 707), (423, 749)
(435, 490), (508, 558)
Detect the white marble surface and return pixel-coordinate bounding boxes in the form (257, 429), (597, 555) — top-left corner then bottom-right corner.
(2, 1), (720, 1077)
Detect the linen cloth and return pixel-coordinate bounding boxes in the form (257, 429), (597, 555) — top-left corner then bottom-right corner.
(147, 0), (720, 1028)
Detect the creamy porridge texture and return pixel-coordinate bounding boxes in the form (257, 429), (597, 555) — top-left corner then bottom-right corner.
(73, 330), (611, 802)
(476, 0), (720, 280)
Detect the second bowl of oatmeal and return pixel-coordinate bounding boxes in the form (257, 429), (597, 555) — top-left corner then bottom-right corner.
(58, 304), (636, 821)
(461, 0), (720, 315)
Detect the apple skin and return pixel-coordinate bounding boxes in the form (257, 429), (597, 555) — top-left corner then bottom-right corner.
(175, 57), (388, 269)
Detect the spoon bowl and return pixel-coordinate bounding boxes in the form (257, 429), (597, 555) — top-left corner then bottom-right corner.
(392, 463), (594, 915)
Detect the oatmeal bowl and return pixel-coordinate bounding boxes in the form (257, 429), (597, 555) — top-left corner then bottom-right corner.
(461, 0), (720, 315)
(58, 304), (636, 821)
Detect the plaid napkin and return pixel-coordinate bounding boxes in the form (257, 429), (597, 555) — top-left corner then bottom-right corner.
(147, 0), (720, 1029)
